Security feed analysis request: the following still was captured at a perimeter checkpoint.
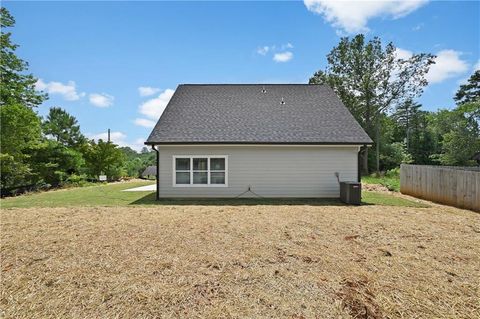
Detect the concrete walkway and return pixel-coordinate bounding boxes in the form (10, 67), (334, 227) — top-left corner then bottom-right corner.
(122, 184), (156, 192)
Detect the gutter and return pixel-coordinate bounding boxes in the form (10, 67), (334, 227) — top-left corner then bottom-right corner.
(144, 141), (374, 146)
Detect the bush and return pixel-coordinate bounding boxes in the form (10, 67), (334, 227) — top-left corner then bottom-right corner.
(64, 174), (93, 187)
(380, 142), (412, 171)
(385, 168), (400, 178)
(362, 168), (401, 192)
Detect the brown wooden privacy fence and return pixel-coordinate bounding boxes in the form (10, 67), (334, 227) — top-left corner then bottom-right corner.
(400, 164), (480, 212)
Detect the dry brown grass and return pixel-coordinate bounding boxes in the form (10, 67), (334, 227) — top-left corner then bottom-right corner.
(1, 204), (479, 318)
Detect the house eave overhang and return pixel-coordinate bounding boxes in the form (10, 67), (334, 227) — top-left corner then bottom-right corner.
(144, 141), (374, 146)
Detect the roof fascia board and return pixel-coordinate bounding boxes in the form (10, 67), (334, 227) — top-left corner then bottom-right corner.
(144, 142), (372, 147)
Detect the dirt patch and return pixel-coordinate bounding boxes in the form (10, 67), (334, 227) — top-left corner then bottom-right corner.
(338, 277), (382, 319)
(1, 204), (479, 318)
(362, 183), (390, 192)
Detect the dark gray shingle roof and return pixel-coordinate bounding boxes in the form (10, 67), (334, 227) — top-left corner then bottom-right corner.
(141, 166), (156, 177)
(146, 84), (372, 145)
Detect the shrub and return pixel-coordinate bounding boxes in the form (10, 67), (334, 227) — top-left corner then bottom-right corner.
(363, 168), (401, 192)
(64, 174), (92, 187)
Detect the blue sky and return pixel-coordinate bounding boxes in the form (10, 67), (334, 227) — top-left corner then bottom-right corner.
(5, 0), (480, 150)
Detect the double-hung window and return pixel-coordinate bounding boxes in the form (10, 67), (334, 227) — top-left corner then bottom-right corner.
(174, 156), (227, 186)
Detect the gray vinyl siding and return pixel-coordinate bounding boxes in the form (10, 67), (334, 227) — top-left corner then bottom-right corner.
(157, 145), (359, 198)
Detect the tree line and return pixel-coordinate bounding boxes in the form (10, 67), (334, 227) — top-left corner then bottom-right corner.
(310, 34), (479, 174)
(0, 8), (154, 195)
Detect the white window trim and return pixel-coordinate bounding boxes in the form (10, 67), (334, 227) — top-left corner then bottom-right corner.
(172, 155), (228, 187)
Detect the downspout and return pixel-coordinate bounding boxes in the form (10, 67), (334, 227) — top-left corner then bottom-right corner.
(358, 146), (364, 182)
(151, 145), (160, 200)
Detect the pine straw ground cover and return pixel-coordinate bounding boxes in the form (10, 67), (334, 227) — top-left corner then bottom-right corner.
(1, 204), (479, 318)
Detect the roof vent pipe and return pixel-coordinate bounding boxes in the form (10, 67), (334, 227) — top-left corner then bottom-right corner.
(261, 86), (267, 93)
(280, 97), (285, 105)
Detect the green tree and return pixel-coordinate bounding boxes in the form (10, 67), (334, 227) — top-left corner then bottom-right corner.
(454, 70), (480, 105)
(429, 101), (480, 166)
(408, 111), (436, 165)
(309, 34), (434, 173)
(0, 8), (47, 194)
(0, 7), (47, 107)
(120, 146), (143, 177)
(123, 157), (144, 177)
(0, 103), (42, 193)
(29, 140), (85, 187)
(84, 140), (126, 180)
(372, 115), (412, 171)
(119, 146), (139, 160)
(393, 99), (422, 150)
(43, 107), (86, 147)
(438, 129), (478, 165)
(392, 100), (437, 164)
(380, 142), (412, 171)
(119, 146), (156, 178)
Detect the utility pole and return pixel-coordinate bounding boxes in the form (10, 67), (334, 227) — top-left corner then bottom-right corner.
(107, 128), (110, 143)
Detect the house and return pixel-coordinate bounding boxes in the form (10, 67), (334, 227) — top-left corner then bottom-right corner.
(145, 84), (372, 199)
(141, 165), (156, 179)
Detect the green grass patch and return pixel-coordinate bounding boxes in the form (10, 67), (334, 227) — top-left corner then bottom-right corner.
(0, 181), (155, 208)
(362, 174), (400, 192)
(362, 191), (429, 208)
(1, 181), (427, 208)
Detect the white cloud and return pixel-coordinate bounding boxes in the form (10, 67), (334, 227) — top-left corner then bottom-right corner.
(134, 138), (146, 146)
(395, 48), (469, 84)
(304, 0), (429, 33)
(457, 59), (479, 85)
(139, 88), (175, 119)
(131, 138), (148, 152)
(35, 79), (85, 101)
(134, 118), (156, 128)
(138, 86), (161, 97)
(88, 131), (146, 151)
(257, 46), (270, 55)
(395, 47), (413, 60)
(257, 43), (294, 57)
(273, 51), (293, 63)
(89, 93), (114, 108)
(426, 50), (469, 84)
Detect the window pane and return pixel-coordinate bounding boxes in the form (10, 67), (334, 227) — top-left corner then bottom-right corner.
(176, 158), (190, 170)
(210, 158), (225, 170)
(193, 158), (208, 170)
(193, 172), (208, 184)
(176, 172), (190, 184)
(210, 172), (225, 184)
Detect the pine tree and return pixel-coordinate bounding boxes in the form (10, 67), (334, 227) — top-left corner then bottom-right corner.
(455, 70), (480, 105)
(43, 107), (86, 147)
